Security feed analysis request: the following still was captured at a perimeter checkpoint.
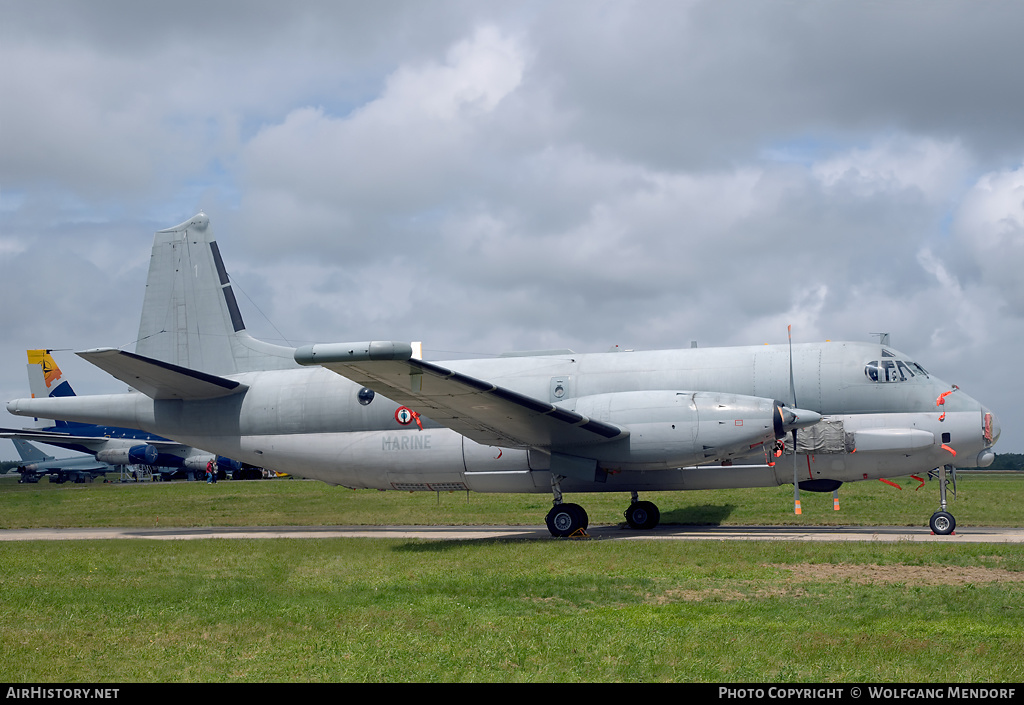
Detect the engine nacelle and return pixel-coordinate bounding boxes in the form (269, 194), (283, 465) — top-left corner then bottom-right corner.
(566, 390), (798, 470)
(183, 455), (241, 471)
(96, 444), (159, 466)
(216, 456), (242, 472)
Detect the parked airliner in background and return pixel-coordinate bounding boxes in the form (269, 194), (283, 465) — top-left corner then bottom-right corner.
(6, 214), (1000, 535)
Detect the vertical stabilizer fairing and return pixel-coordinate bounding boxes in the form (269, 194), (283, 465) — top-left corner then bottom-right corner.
(134, 213), (296, 375)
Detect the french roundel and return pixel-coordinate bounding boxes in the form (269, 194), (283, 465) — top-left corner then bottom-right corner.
(395, 406), (414, 425)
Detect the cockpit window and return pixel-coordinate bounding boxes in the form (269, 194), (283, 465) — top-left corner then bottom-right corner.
(865, 360), (929, 382)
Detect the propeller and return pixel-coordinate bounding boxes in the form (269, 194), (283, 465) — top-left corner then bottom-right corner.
(765, 326), (821, 514)
(783, 326), (832, 513)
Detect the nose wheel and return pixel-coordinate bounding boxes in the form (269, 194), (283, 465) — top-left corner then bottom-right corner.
(929, 464), (957, 535)
(929, 510), (956, 536)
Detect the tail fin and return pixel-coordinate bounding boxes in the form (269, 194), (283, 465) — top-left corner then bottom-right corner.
(134, 213), (297, 375)
(27, 350), (78, 428)
(12, 438), (52, 462)
(27, 349), (75, 398)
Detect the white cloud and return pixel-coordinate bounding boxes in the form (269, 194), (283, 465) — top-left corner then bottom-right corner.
(954, 165), (1024, 246)
(236, 25), (526, 245)
(948, 164), (1024, 315)
(374, 25), (525, 121)
(812, 136), (972, 203)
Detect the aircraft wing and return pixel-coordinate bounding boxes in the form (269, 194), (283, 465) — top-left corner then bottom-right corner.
(295, 342), (628, 449)
(77, 349), (248, 400)
(0, 428), (185, 449)
(31, 458), (112, 473)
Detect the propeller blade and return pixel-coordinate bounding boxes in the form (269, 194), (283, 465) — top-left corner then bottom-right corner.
(789, 325), (802, 515)
(788, 324), (797, 408)
(793, 429), (801, 515)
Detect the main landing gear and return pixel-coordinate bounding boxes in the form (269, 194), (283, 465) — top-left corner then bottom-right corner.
(545, 475), (590, 537)
(545, 477), (661, 537)
(929, 464), (957, 536)
(624, 491), (660, 530)
(545, 502), (589, 537)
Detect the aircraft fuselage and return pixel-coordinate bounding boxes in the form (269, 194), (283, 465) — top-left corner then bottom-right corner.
(8, 340), (998, 494)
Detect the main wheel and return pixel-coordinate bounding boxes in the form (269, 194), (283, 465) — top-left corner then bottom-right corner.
(571, 503), (590, 530)
(624, 501), (661, 530)
(929, 511), (956, 535)
(546, 503), (588, 537)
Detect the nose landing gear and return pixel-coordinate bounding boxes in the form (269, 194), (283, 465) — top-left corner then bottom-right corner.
(929, 464), (957, 535)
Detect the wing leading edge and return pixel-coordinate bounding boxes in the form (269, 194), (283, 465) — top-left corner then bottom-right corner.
(294, 341), (627, 450)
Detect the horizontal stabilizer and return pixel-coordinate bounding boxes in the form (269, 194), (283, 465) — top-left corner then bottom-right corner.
(77, 349), (248, 400)
(295, 342), (627, 450)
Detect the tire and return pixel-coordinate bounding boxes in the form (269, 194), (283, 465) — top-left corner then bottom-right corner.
(569, 503), (589, 530)
(546, 503), (587, 537)
(624, 501), (661, 530)
(929, 511), (956, 535)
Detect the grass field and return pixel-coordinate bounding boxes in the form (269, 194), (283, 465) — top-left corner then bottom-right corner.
(2, 472), (1023, 530)
(2, 474), (1023, 683)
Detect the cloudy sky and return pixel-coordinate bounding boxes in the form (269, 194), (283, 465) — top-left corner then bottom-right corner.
(2, 0), (1023, 458)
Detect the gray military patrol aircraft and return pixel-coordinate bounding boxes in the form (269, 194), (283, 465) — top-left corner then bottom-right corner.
(10, 438), (113, 483)
(6, 214), (1001, 536)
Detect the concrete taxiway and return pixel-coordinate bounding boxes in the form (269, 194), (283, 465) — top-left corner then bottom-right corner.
(2, 524), (1024, 543)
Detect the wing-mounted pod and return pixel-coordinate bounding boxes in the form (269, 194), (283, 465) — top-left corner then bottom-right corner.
(182, 455), (241, 472)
